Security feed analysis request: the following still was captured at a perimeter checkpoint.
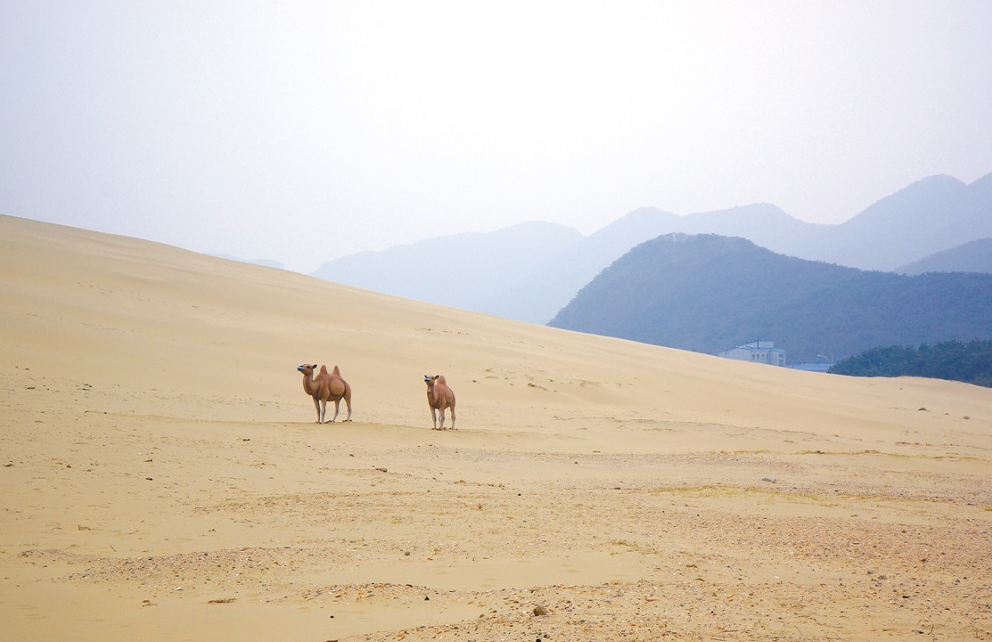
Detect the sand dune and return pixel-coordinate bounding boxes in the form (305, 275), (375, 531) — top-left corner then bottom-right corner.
(1, 213), (990, 641)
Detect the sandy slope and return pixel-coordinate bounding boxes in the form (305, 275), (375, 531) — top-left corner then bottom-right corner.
(1, 214), (990, 641)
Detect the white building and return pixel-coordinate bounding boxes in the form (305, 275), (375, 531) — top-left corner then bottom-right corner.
(718, 340), (786, 367)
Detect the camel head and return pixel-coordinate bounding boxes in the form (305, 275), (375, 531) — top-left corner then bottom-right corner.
(425, 374), (436, 391)
(298, 363), (317, 376)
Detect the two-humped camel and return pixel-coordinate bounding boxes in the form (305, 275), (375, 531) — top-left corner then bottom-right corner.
(297, 363), (352, 424)
(424, 374), (456, 430)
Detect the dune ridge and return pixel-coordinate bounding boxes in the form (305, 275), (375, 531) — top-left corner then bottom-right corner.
(1, 214), (990, 641)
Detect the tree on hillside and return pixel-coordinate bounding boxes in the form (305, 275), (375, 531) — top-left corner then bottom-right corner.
(829, 339), (992, 387)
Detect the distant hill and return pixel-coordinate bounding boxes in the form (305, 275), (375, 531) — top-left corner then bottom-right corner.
(310, 171), (992, 323)
(310, 221), (584, 319)
(548, 234), (992, 363)
(311, 213), (693, 323)
(896, 238), (992, 275)
(309, 204), (824, 323)
(791, 173), (992, 271)
(512, 208), (684, 322)
(600, 173), (992, 272)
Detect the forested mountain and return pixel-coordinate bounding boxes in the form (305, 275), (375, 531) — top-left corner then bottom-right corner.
(896, 238), (992, 275)
(548, 234), (992, 363)
(830, 339), (992, 387)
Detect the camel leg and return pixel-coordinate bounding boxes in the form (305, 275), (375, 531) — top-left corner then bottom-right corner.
(342, 389), (352, 422)
(431, 407), (438, 430)
(450, 405), (456, 430)
(438, 407), (447, 430)
(329, 399), (340, 423)
(312, 397), (322, 423)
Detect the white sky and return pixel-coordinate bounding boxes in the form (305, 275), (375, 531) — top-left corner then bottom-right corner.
(2, 1), (991, 272)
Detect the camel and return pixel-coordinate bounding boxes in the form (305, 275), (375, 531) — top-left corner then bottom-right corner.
(297, 363), (352, 424)
(424, 374), (456, 430)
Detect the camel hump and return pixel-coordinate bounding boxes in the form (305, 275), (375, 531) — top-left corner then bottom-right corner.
(436, 375), (446, 385)
(332, 365), (341, 375)
(318, 365), (330, 375)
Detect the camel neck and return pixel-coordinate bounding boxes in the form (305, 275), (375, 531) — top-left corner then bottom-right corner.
(303, 374), (319, 395)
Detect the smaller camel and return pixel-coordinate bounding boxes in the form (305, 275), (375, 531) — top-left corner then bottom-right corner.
(298, 363), (352, 424)
(424, 374), (456, 430)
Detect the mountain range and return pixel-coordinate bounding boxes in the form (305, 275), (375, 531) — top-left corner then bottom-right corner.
(548, 234), (992, 363)
(311, 221), (583, 319)
(311, 172), (992, 324)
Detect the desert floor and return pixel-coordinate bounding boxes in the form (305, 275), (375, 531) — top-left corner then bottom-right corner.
(2, 214), (991, 641)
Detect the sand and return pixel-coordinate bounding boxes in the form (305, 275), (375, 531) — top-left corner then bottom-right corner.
(1, 213), (990, 641)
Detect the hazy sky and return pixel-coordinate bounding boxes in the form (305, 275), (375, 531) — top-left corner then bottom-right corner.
(3, 1), (992, 272)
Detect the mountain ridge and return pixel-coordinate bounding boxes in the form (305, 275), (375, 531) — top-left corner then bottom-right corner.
(311, 220), (583, 317)
(311, 171), (992, 323)
(897, 238), (992, 275)
(549, 233), (992, 363)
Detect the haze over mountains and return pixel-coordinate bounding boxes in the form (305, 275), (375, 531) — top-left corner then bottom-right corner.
(896, 238), (992, 275)
(311, 222), (583, 320)
(312, 172), (992, 325)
